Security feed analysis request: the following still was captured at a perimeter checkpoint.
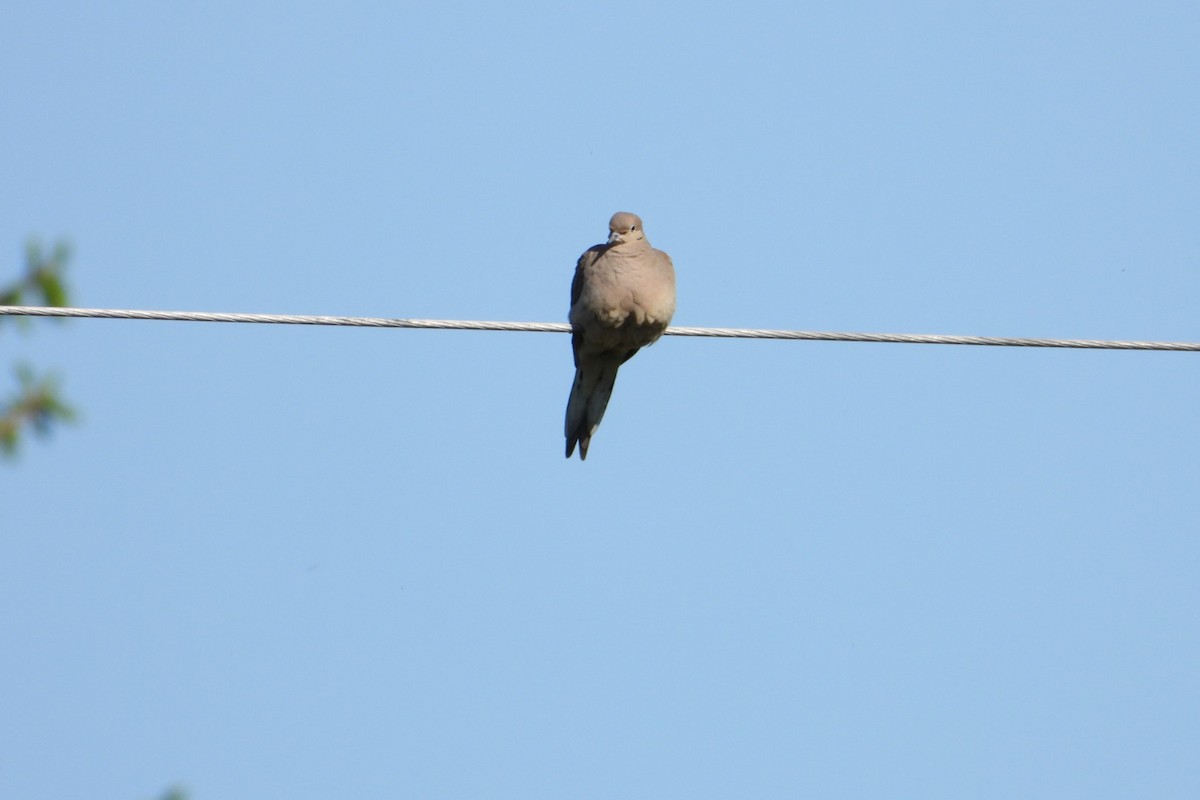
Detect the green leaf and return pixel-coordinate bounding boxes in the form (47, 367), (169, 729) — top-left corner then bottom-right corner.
(37, 271), (68, 307)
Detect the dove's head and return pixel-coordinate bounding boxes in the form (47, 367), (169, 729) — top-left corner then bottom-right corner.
(607, 212), (647, 246)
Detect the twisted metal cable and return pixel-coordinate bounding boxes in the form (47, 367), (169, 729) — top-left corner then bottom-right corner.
(2, 305), (1198, 351)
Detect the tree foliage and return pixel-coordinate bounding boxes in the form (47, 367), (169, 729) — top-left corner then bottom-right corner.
(1, 239), (76, 457)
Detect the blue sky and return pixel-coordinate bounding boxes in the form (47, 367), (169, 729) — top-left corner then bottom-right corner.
(3, 2), (1199, 798)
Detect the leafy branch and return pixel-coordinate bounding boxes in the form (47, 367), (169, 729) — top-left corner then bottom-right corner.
(0, 364), (76, 455)
(150, 788), (187, 800)
(1, 239), (76, 458)
(1, 239), (71, 309)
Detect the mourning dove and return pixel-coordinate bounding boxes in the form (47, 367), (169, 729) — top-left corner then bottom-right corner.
(565, 212), (676, 460)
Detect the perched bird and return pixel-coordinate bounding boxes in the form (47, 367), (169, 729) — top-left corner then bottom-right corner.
(565, 212), (676, 460)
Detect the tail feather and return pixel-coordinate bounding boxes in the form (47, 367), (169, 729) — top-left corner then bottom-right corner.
(565, 358), (621, 460)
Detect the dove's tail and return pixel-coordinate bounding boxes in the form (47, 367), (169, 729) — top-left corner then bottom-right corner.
(565, 357), (621, 460)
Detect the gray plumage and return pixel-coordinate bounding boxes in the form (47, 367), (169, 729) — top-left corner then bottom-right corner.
(565, 212), (676, 460)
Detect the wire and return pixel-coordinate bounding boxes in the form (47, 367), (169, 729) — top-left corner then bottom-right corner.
(2, 305), (1197, 351)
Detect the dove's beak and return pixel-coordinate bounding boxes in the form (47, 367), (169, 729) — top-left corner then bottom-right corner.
(608, 231), (622, 244)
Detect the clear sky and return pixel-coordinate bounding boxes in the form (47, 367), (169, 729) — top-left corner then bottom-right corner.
(3, 2), (1199, 798)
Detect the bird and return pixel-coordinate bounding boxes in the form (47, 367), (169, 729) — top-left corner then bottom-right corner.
(565, 211), (676, 460)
